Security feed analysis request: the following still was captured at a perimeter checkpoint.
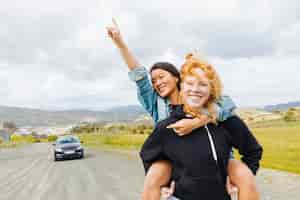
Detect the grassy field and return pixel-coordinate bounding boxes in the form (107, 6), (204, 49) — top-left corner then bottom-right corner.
(0, 136), (49, 149)
(252, 122), (300, 174)
(78, 133), (147, 150)
(79, 120), (300, 175)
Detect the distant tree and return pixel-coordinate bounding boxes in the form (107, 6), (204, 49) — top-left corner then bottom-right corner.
(248, 117), (254, 121)
(48, 135), (58, 142)
(284, 108), (297, 121)
(273, 110), (281, 114)
(10, 134), (24, 143)
(31, 132), (38, 138)
(118, 125), (126, 131)
(3, 121), (17, 129)
(131, 129), (137, 134)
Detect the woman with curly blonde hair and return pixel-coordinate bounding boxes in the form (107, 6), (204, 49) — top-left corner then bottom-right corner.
(140, 54), (263, 200)
(180, 53), (223, 123)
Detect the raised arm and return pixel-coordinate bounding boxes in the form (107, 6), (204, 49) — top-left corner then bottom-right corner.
(106, 18), (140, 70)
(107, 19), (160, 121)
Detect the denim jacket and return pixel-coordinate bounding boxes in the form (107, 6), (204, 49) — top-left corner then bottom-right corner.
(129, 66), (236, 124)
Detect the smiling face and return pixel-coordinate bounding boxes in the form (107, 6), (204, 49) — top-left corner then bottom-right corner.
(181, 68), (211, 110)
(180, 53), (222, 122)
(151, 69), (179, 97)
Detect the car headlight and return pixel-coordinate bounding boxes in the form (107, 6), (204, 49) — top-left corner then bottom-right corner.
(55, 148), (63, 152)
(76, 146), (83, 150)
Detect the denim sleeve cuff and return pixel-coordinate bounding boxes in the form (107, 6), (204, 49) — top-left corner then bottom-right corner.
(128, 66), (148, 82)
(216, 95), (237, 121)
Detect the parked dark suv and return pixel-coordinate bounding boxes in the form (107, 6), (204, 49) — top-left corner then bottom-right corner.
(53, 135), (84, 161)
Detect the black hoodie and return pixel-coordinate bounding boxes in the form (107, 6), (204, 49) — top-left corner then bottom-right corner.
(140, 105), (263, 200)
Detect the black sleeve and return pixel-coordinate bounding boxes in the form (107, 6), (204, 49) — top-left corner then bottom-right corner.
(220, 116), (263, 175)
(139, 126), (168, 174)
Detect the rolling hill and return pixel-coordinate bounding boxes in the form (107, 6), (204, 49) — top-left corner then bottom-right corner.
(0, 105), (146, 127)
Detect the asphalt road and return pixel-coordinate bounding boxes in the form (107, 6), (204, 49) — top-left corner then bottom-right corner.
(0, 143), (299, 200)
(0, 143), (144, 200)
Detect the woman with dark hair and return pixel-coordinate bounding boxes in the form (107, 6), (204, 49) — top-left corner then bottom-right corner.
(107, 19), (260, 200)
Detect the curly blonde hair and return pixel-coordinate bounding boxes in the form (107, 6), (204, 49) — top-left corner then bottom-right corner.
(180, 53), (223, 123)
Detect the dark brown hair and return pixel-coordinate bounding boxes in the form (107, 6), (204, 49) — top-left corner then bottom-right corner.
(150, 62), (181, 89)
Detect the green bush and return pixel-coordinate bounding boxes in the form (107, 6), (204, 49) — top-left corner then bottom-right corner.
(10, 134), (25, 143)
(10, 134), (40, 143)
(284, 109), (297, 121)
(25, 135), (41, 143)
(48, 135), (58, 142)
(25, 135), (34, 143)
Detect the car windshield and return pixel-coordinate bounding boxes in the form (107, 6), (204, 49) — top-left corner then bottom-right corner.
(57, 137), (79, 144)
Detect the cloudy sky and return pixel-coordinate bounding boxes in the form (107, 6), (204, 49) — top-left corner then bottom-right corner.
(0, 0), (299, 110)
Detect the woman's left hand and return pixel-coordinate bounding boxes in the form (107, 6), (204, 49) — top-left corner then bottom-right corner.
(167, 117), (209, 136)
(167, 118), (196, 136)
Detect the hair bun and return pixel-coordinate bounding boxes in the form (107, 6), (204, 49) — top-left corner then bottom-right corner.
(185, 53), (194, 61)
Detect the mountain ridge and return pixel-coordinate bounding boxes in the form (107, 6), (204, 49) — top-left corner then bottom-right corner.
(0, 105), (146, 127)
(1, 100), (299, 126)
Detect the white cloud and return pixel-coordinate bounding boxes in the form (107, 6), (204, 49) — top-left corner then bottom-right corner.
(276, 23), (300, 55)
(210, 55), (300, 107)
(0, 0), (299, 110)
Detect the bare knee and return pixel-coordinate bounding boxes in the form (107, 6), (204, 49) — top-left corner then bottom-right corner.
(144, 160), (172, 190)
(228, 160), (257, 190)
